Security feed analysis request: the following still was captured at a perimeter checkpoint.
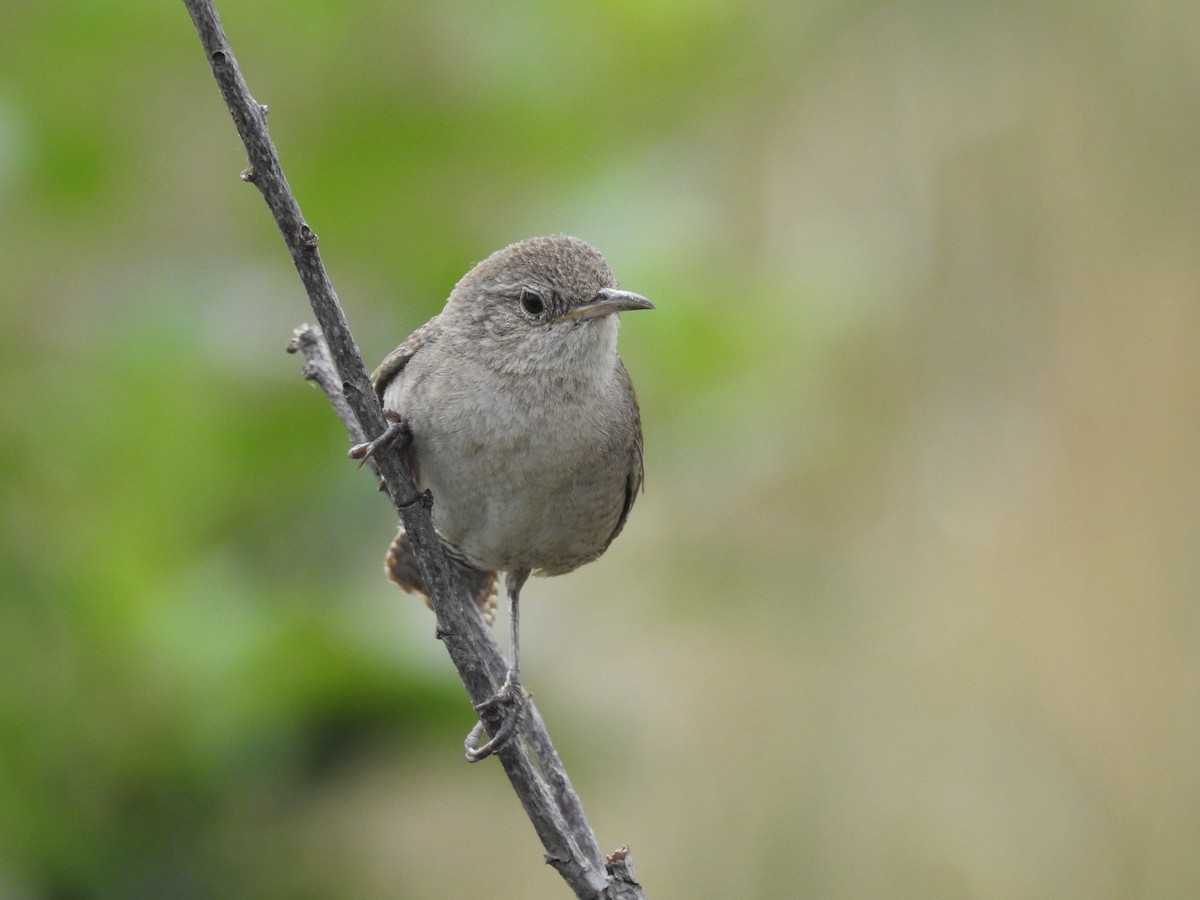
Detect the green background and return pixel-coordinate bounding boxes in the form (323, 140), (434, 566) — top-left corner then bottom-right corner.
(2, 1), (1198, 897)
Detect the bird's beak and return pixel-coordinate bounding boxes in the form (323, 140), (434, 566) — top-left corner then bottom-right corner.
(554, 288), (654, 322)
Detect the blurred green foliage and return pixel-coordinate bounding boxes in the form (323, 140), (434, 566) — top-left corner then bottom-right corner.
(2, 0), (1200, 897)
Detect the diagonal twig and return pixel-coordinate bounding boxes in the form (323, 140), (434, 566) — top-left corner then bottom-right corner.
(182, 2), (644, 897)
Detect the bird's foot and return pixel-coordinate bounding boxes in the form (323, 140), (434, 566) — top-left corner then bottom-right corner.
(348, 411), (410, 468)
(463, 671), (529, 763)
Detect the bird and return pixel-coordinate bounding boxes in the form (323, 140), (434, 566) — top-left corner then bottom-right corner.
(354, 234), (652, 761)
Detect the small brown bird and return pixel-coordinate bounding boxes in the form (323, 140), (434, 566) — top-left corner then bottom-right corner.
(362, 235), (652, 760)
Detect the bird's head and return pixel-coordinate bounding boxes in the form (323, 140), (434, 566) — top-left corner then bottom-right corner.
(442, 236), (652, 364)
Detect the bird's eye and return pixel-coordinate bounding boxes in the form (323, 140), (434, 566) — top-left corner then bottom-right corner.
(520, 288), (545, 316)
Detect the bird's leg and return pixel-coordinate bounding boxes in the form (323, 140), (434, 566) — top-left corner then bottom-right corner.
(464, 568), (531, 762)
(348, 410), (410, 468)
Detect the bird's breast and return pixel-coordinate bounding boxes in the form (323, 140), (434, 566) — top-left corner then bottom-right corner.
(401, 358), (633, 575)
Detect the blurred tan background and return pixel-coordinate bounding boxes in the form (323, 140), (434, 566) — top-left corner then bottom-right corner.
(2, 1), (1198, 897)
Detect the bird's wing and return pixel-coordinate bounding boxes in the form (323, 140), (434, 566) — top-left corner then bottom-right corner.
(371, 316), (440, 401)
(606, 359), (644, 549)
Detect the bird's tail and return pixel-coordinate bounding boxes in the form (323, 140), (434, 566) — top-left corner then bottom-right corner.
(385, 530), (499, 625)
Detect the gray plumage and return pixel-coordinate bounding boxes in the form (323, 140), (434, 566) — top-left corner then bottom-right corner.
(372, 235), (651, 645)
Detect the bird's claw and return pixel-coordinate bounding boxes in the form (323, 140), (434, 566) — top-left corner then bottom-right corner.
(463, 673), (528, 762)
(348, 412), (409, 468)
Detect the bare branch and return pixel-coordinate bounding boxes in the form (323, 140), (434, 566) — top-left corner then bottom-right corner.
(182, 4), (644, 897)
(287, 324), (367, 443)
